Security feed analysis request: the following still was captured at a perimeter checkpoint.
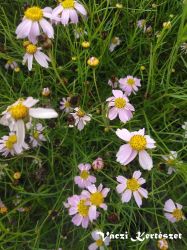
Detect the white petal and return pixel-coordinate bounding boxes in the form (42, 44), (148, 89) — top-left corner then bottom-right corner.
(139, 150), (153, 170)
(29, 108), (58, 119)
(16, 120), (25, 147)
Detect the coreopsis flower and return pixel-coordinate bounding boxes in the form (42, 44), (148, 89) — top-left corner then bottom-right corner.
(42, 87), (51, 97)
(164, 199), (185, 223)
(0, 132), (28, 157)
(109, 37), (121, 52)
(0, 97), (58, 147)
(119, 75), (141, 96)
(60, 97), (73, 113)
(70, 107), (91, 131)
(181, 43), (187, 54)
(52, 0), (87, 26)
(108, 76), (118, 88)
(5, 60), (20, 72)
(157, 239), (169, 250)
(16, 6), (54, 43)
(116, 171), (148, 207)
(23, 41), (50, 71)
(82, 41), (90, 48)
(74, 163), (96, 188)
(64, 194), (97, 228)
(88, 230), (111, 250)
(106, 90), (135, 123)
(81, 184), (110, 222)
(13, 172), (21, 180)
(162, 151), (178, 175)
(87, 57), (100, 67)
(137, 19), (146, 32)
(116, 128), (156, 170)
(182, 121), (187, 138)
(29, 123), (46, 148)
(92, 157), (104, 170)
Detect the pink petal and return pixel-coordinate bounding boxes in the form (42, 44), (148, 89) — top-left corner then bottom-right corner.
(72, 214), (82, 226)
(112, 89), (123, 98)
(116, 175), (127, 184)
(61, 9), (70, 25)
(164, 199), (176, 212)
(116, 128), (131, 142)
(116, 183), (125, 194)
(108, 107), (118, 120)
(139, 150), (153, 170)
(164, 213), (176, 223)
(74, 2), (87, 15)
(133, 170), (141, 179)
(39, 18), (54, 38)
(122, 189), (132, 203)
(28, 21), (40, 44)
(138, 188), (148, 198)
(88, 205), (96, 221)
(133, 191), (142, 207)
(116, 144), (132, 165)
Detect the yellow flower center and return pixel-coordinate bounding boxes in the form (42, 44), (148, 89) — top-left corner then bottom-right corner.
(26, 44), (37, 54)
(65, 101), (70, 108)
(80, 170), (89, 180)
(9, 102), (28, 120)
(76, 109), (85, 117)
(114, 97), (126, 108)
(33, 131), (39, 139)
(77, 199), (89, 217)
(172, 208), (183, 221)
(13, 172), (21, 180)
(24, 6), (43, 21)
(129, 135), (147, 151)
(157, 239), (168, 250)
(127, 78), (135, 86)
(87, 57), (100, 67)
(166, 159), (175, 165)
(59, 0), (75, 8)
(112, 37), (119, 44)
(96, 239), (103, 247)
(0, 206), (8, 214)
(5, 135), (17, 150)
(126, 178), (140, 191)
(90, 192), (104, 206)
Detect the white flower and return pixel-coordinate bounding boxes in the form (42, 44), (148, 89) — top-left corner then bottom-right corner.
(181, 43), (187, 54)
(70, 107), (91, 131)
(109, 37), (121, 52)
(88, 230), (110, 250)
(182, 121), (187, 138)
(164, 199), (185, 223)
(60, 97), (73, 113)
(162, 151), (178, 175)
(16, 6), (54, 44)
(137, 19), (146, 32)
(29, 123), (46, 148)
(0, 97), (58, 148)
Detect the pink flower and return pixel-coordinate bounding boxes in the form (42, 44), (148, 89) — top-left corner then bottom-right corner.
(81, 184), (110, 222)
(92, 157), (104, 170)
(16, 6), (54, 44)
(116, 128), (156, 170)
(116, 171), (148, 207)
(60, 97), (73, 113)
(74, 163), (96, 188)
(64, 194), (94, 228)
(119, 75), (141, 96)
(70, 107), (91, 131)
(23, 42), (50, 71)
(52, 0), (87, 26)
(106, 90), (135, 122)
(164, 199), (185, 223)
(88, 230), (111, 250)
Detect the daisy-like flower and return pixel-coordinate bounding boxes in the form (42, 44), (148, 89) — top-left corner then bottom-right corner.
(181, 43), (187, 54)
(116, 128), (156, 170)
(5, 60), (20, 72)
(29, 123), (46, 148)
(60, 97), (73, 113)
(0, 132), (28, 157)
(157, 239), (169, 250)
(162, 151), (178, 175)
(182, 121), (187, 138)
(106, 90), (135, 123)
(81, 184), (110, 222)
(119, 75), (141, 96)
(92, 157), (104, 171)
(108, 76), (118, 88)
(109, 37), (121, 52)
(70, 107), (91, 131)
(52, 0), (87, 26)
(16, 6), (54, 44)
(0, 97), (58, 148)
(64, 194), (96, 228)
(116, 171), (148, 207)
(164, 199), (185, 223)
(23, 41), (50, 71)
(88, 230), (111, 250)
(74, 163), (96, 188)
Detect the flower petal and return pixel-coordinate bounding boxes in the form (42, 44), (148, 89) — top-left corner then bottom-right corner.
(139, 150), (153, 170)
(29, 108), (58, 119)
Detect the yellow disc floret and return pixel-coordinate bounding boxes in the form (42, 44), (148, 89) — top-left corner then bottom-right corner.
(114, 97), (126, 108)
(26, 44), (37, 54)
(90, 192), (104, 206)
(129, 135), (147, 151)
(76, 109), (85, 117)
(127, 78), (135, 85)
(5, 135), (17, 150)
(96, 239), (103, 247)
(80, 170), (89, 180)
(24, 6), (43, 21)
(127, 178), (140, 191)
(9, 102), (28, 120)
(172, 208), (184, 221)
(77, 199), (88, 217)
(59, 0), (75, 8)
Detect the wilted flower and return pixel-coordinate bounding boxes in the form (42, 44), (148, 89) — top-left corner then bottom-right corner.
(74, 163), (96, 188)
(87, 57), (99, 67)
(92, 157), (104, 170)
(108, 76), (118, 88)
(106, 90), (135, 123)
(29, 123), (46, 148)
(81, 184), (110, 222)
(42, 87), (51, 97)
(60, 97), (73, 113)
(0, 132), (28, 157)
(0, 97), (58, 148)
(109, 37), (121, 52)
(13, 172), (21, 180)
(181, 43), (187, 54)
(116, 171), (148, 207)
(137, 19), (146, 32)
(162, 151), (178, 175)
(182, 121), (187, 138)
(164, 199), (185, 223)
(23, 41), (50, 71)
(52, 0), (87, 26)
(0, 199), (8, 214)
(70, 107), (91, 131)
(119, 75), (141, 96)
(88, 230), (111, 250)
(116, 128), (156, 170)
(157, 239), (169, 250)
(5, 60), (20, 72)
(16, 6), (54, 43)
